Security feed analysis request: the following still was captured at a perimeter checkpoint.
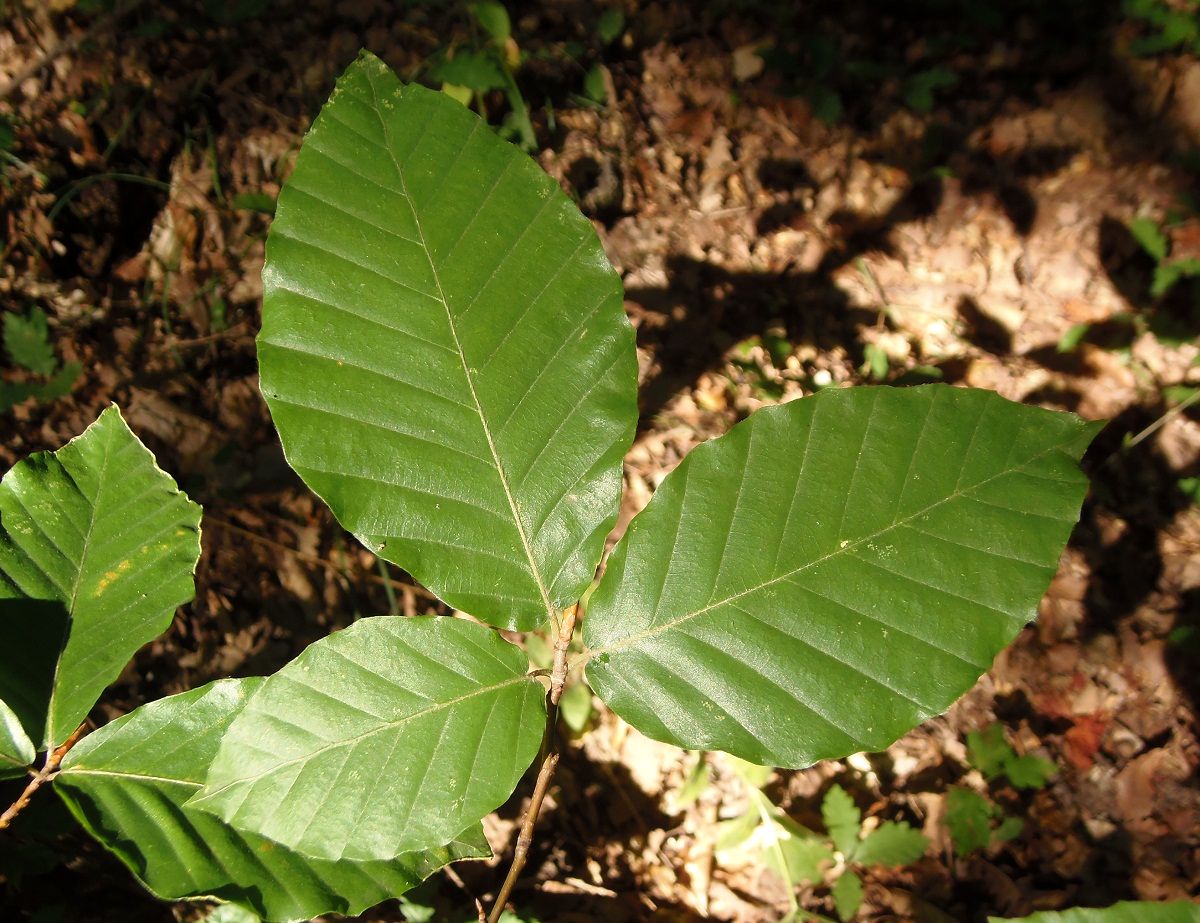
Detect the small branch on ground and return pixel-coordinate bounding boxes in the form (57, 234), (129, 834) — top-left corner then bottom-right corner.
(0, 722), (87, 831)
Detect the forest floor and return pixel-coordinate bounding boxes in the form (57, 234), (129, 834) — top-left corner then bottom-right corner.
(1, 1), (1198, 921)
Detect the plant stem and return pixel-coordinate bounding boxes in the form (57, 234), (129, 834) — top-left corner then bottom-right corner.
(0, 723), (87, 831)
(486, 604), (578, 923)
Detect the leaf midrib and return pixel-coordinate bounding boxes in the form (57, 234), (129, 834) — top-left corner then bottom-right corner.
(367, 76), (556, 627)
(200, 672), (536, 798)
(585, 438), (1081, 661)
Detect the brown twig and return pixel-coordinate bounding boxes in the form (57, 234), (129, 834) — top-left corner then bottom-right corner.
(0, 722), (87, 831)
(486, 604), (578, 923)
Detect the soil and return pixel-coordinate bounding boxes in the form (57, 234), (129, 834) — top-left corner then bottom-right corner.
(0, 1), (1198, 921)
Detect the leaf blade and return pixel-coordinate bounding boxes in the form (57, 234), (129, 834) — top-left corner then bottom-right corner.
(584, 385), (1099, 767)
(259, 52), (637, 631)
(0, 406), (202, 747)
(0, 698), (34, 779)
(56, 679), (488, 922)
(191, 615), (545, 861)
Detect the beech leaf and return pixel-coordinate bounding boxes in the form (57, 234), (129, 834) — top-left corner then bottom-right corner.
(584, 386), (1099, 767)
(258, 51), (637, 631)
(191, 615), (545, 861)
(56, 679), (487, 922)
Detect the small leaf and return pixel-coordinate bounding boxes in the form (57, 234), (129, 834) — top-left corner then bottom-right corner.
(191, 616), (545, 861)
(832, 868), (864, 921)
(584, 386), (1099, 768)
(993, 815), (1024, 844)
(428, 50), (507, 93)
(1129, 217), (1168, 262)
(4, 307), (57, 375)
(669, 752), (711, 811)
(559, 678), (593, 733)
(989, 900), (1200, 923)
(715, 809), (759, 854)
(597, 9), (625, 44)
(1057, 322), (1091, 353)
(470, 1), (511, 43)
(0, 406), (202, 747)
(0, 698), (35, 779)
(232, 192), (277, 214)
(441, 82), (474, 106)
(259, 52), (637, 632)
(583, 64), (608, 104)
(202, 907), (261, 923)
(822, 785), (861, 857)
(729, 754), (774, 790)
(57, 679), (487, 922)
(855, 820), (928, 866)
(1004, 753), (1057, 790)
(944, 788), (993, 855)
(756, 806), (833, 886)
(967, 724), (1013, 779)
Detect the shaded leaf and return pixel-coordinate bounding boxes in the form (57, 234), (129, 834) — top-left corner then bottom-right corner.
(991, 901), (1200, 923)
(944, 788), (993, 855)
(823, 785), (862, 857)
(1129, 217), (1168, 262)
(428, 51), (507, 93)
(0, 698), (34, 779)
(967, 724), (1013, 779)
(0, 599), (68, 750)
(584, 386), (1098, 768)
(668, 752), (710, 811)
(559, 678), (593, 733)
(192, 615), (545, 861)
(470, 1), (511, 43)
(57, 679), (487, 922)
(259, 52), (637, 632)
(597, 9), (625, 44)
(832, 868), (864, 921)
(4, 307), (56, 375)
(0, 406), (201, 747)
(1005, 753), (1057, 790)
(756, 803), (833, 887)
(855, 820), (928, 867)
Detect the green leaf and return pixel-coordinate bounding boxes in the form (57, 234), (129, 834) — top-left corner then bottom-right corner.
(559, 677), (593, 732)
(0, 697), (35, 779)
(470, 1), (511, 43)
(822, 785), (861, 857)
(944, 787), (993, 855)
(0, 599), (68, 752)
(0, 406), (201, 747)
(990, 901), (1200, 923)
(428, 51), (507, 93)
(1004, 753), (1057, 790)
(202, 906), (261, 923)
(1057, 322), (1091, 353)
(232, 192), (277, 214)
(754, 797), (833, 887)
(669, 752), (711, 811)
(191, 615), (545, 861)
(258, 51), (637, 632)
(597, 9), (625, 44)
(1129, 217), (1168, 262)
(583, 64), (608, 104)
(4, 307), (57, 375)
(56, 679), (488, 922)
(729, 754), (774, 790)
(993, 815), (1024, 843)
(715, 809), (759, 854)
(855, 820), (928, 866)
(832, 868), (864, 920)
(967, 724), (1012, 779)
(583, 385), (1098, 768)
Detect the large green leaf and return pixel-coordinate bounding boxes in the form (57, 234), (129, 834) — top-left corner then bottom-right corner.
(258, 51), (637, 631)
(56, 679), (488, 922)
(0, 406), (202, 747)
(0, 598), (68, 750)
(0, 697), (34, 779)
(191, 615), (545, 861)
(992, 903), (1200, 923)
(584, 385), (1099, 767)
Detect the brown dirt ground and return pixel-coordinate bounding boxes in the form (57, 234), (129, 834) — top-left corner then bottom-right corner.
(1, 1), (1198, 921)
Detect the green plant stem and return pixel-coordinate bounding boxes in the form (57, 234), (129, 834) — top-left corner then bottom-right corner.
(0, 723), (87, 831)
(749, 788), (801, 917)
(486, 604), (578, 923)
(1126, 387), (1200, 450)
